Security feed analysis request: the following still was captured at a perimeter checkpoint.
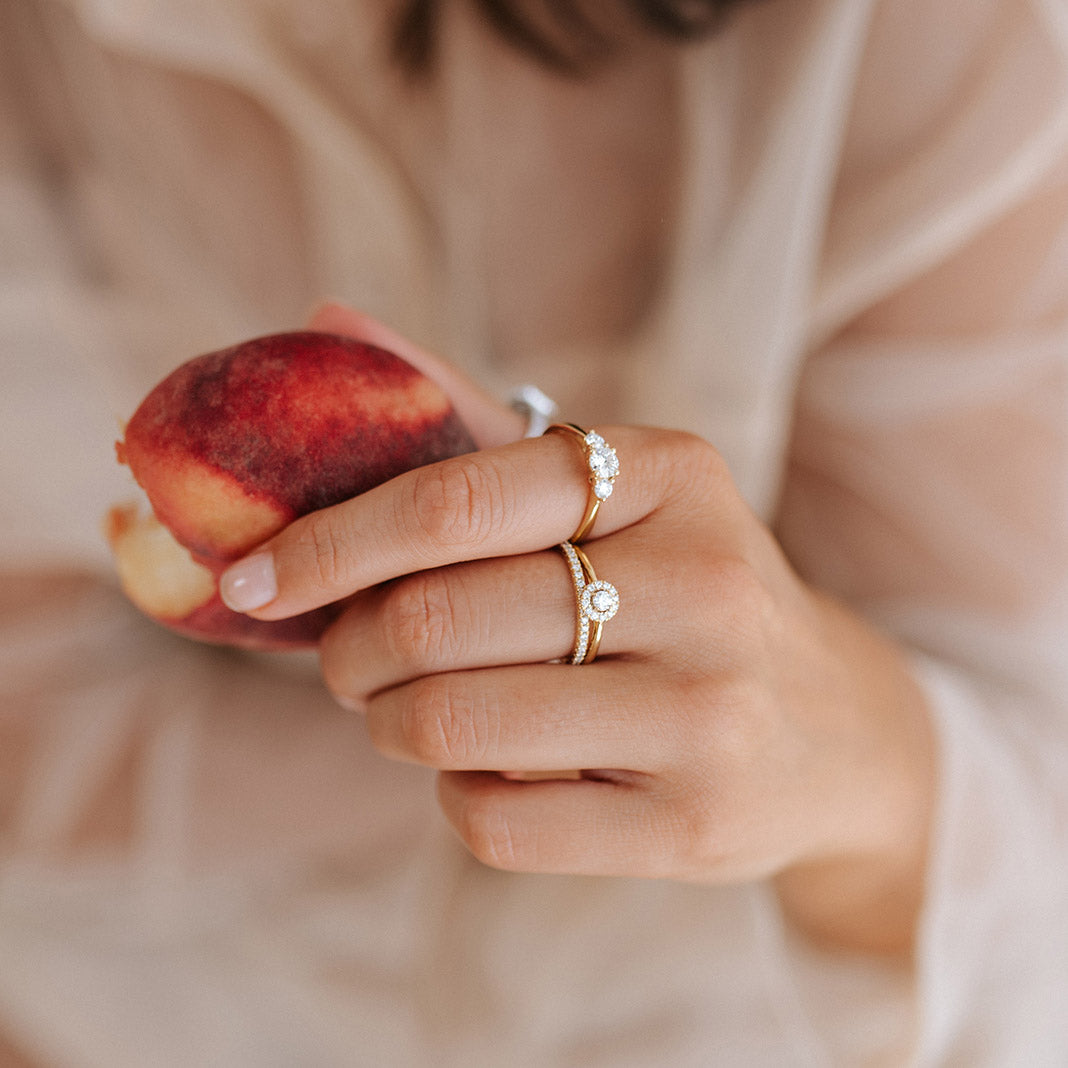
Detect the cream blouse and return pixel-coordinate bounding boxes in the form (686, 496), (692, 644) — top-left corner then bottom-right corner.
(2, 0), (1068, 1064)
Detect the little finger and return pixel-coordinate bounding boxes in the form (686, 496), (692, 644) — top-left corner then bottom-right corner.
(437, 771), (681, 878)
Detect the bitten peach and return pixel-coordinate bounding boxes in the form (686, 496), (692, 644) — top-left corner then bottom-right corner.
(107, 330), (476, 648)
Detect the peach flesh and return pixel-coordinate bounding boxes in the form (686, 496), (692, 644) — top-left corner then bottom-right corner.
(109, 331), (477, 648)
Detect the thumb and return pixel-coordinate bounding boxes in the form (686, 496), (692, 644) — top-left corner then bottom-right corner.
(305, 301), (525, 449)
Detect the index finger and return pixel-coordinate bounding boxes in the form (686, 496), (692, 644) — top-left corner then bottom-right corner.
(219, 426), (686, 621)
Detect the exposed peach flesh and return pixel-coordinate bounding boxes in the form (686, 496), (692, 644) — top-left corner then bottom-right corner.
(117, 446), (288, 563)
(106, 503), (216, 619)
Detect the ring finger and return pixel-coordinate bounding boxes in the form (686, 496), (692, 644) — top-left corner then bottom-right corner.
(363, 659), (677, 774)
(320, 537), (668, 706)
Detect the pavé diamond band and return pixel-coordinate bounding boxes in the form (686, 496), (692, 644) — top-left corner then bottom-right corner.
(546, 423), (620, 543)
(559, 540), (620, 665)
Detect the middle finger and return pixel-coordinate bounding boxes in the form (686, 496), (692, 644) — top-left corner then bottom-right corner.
(320, 539), (667, 705)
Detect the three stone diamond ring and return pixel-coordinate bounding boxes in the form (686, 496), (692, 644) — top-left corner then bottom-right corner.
(545, 423), (620, 543)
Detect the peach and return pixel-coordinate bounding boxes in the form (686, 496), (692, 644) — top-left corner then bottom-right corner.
(107, 330), (476, 648)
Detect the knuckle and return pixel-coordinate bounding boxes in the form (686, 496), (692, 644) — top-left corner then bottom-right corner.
(633, 784), (713, 878)
(713, 553), (765, 610)
(655, 759), (738, 876)
(408, 456), (512, 553)
(672, 794), (725, 874)
(736, 675), (779, 753)
(298, 509), (357, 592)
(399, 676), (491, 768)
(683, 431), (730, 480)
(663, 678), (776, 878)
(381, 570), (464, 672)
(683, 553), (772, 656)
(706, 673), (775, 758)
(716, 556), (776, 652)
(654, 430), (730, 501)
(676, 662), (774, 763)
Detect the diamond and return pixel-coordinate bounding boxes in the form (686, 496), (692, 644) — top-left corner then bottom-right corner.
(591, 589), (614, 612)
(588, 447), (619, 479)
(560, 541), (592, 663)
(594, 479), (613, 500)
(580, 580), (620, 623)
(585, 432), (605, 448)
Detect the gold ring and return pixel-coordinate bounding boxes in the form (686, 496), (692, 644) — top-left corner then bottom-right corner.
(546, 423), (619, 543)
(559, 541), (620, 665)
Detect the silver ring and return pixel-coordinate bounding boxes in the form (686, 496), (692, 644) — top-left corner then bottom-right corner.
(559, 541), (620, 665)
(510, 384), (560, 438)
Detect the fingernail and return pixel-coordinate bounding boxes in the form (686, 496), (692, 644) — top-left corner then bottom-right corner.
(220, 553), (277, 612)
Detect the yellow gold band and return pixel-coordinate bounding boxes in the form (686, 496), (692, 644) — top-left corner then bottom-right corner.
(546, 423), (619, 543)
(559, 540), (620, 665)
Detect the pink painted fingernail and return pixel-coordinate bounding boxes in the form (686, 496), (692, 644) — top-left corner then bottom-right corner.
(220, 553), (277, 612)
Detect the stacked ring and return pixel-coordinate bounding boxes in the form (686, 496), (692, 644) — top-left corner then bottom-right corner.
(559, 541), (620, 665)
(546, 423), (620, 543)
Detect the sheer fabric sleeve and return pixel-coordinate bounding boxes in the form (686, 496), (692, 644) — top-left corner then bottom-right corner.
(775, 6), (1068, 1059)
(0, 1), (161, 569)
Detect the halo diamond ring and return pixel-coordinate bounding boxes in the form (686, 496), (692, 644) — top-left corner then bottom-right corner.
(559, 540), (619, 665)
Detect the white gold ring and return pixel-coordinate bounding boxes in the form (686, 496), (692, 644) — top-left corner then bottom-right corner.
(510, 384), (560, 438)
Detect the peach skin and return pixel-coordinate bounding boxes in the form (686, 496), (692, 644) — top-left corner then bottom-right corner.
(107, 330), (476, 649)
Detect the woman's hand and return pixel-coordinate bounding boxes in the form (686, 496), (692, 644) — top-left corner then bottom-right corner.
(220, 305), (935, 956)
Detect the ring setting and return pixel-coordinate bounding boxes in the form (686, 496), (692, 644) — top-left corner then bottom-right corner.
(580, 579), (620, 623)
(584, 431), (620, 502)
(547, 423), (620, 543)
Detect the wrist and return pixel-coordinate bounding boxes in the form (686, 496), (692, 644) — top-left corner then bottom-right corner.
(775, 589), (936, 956)
(774, 840), (930, 957)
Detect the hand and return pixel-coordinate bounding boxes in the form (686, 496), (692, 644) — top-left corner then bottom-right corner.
(221, 305), (935, 955)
